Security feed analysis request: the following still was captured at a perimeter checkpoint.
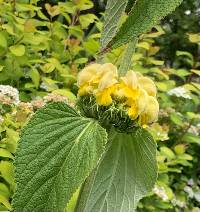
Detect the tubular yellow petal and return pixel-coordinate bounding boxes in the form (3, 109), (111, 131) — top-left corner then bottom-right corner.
(77, 63), (101, 87)
(128, 104), (139, 120)
(98, 63), (118, 78)
(139, 96), (159, 124)
(123, 86), (140, 99)
(96, 88), (113, 106)
(138, 77), (157, 97)
(121, 70), (138, 90)
(78, 83), (92, 96)
(137, 89), (148, 114)
(98, 71), (118, 91)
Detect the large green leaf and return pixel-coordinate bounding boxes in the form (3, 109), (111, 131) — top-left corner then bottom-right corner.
(111, 0), (183, 48)
(12, 102), (107, 212)
(75, 128), (157, 212)
(100, 0), (129, 49)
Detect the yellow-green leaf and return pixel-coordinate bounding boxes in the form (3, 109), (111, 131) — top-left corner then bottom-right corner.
(0, 148), (14, 159)
(9, 45), (25, 56)
(187, 33), (200, 43)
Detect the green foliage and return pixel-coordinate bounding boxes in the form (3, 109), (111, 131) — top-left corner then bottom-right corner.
(0, 0), (101, 101)
(76, 128), (157, 212)
(103, 23), (200, 211)
(155, 0), (200, 62)
(100, 0), (128, 49)
(0, 104), (28, 211)
(111, 0), (183, 48)
(13, 102), (107, 211)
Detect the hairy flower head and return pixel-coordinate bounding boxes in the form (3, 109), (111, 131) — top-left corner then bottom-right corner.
(77, 63), (159, 129)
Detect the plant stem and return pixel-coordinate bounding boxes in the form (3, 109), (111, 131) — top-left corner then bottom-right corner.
(118, 38), (138, 76)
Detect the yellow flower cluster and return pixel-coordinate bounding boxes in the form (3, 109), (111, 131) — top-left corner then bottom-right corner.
(77, 63), (159, 125)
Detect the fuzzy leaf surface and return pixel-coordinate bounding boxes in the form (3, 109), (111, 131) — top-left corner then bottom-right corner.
(100, 0), (128, 49)
(111, 0), (183, 48)
(75, 128), (157, 212)
(13, 102), (107, 212)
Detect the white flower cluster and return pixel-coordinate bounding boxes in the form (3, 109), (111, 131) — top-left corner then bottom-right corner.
(184, 186), (200, 203)
(153, 185), (168, 201)
(171, 198), (186, 208)
(188, 124), (200, 136)
(168, 87), (191, 99)
(0, 85), (20, 105)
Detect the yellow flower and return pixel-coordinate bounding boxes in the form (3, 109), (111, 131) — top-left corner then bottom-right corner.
(121, 70), (138, 90)
(96, 85), (116, 106)
(139, 96), (159, 125)
(116, 71), (140, 100)
(77, 63), (159, 126)
(97, 63), (118, 79)
(77, 63), (101, 87)
(127, 89), (148, 120)
(78, 83), (92, 96)
(98, 69), (118, 91)
(136, 88), (148, 114)
(138, 77), (157, 97)
(94, 63), (118, 106)
(78, 63), (118, 101)
(128, 102), (138, 119)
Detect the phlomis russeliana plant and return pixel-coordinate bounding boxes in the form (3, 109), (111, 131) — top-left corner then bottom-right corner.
(13, 0), (183, 211)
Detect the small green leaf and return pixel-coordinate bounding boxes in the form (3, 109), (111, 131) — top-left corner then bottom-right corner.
(111, 0), (183, 48)
(29, 68), (40, 88)
(170, 113), (183, 126)
(148, 58), (164, 66)
(160, 147), (175, 160)
(0, 161), (15, 186)
(0, 194), (12, 210)
(0, 65), (4, 72)
(76, 128), (157, 211)
(13, 102), (107, 212)
(0, 32), (7, 49)
(0, 183), (10, 199)
(0, 148), (14, 159)
(41, 63), (56, 73)
(187, 33), (200, 43)
(45, 4), (60, 17)
(137, 41), (150, 50)
(79, 14), (97, 29)
(176, 50), (194, 60)
(75, 0), (94, 11)
(9, 45), (25, 56)
(174, 144), (185, 155)
(74, 58), (88, 64)
(182, 133), (200, 144)
(191, 69), (200, 76)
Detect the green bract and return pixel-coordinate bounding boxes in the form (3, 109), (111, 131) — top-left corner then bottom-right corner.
(77, 95), (139, 133)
